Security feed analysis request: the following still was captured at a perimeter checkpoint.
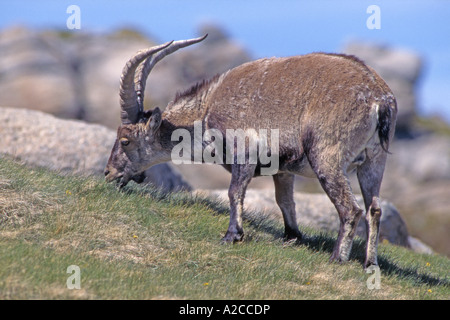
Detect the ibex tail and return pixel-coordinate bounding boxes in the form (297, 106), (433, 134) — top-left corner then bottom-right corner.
(377, 98), (397, 153)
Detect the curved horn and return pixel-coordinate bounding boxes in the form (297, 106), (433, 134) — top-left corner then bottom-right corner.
(135, 34), (208, 111)
(119, 40), (173, 125)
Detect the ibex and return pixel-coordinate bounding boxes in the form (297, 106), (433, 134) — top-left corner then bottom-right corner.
(105, 35), (397, 268)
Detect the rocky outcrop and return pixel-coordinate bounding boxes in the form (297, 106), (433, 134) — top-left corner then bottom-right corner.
(0, 107), (190, 192)
(0, 25), (251, 128)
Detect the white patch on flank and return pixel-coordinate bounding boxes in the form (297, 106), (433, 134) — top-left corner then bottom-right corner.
(374, 103), (379, 122)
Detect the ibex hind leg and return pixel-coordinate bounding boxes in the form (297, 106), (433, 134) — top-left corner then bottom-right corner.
(308, 155), (363, 263)
(357, 150), (387, 268)
(273, 173), (302, 242)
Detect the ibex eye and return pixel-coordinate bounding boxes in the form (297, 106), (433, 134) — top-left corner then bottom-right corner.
(120, 138), (130, 146)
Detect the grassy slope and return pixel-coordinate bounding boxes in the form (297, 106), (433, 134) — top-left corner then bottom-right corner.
(0, 158), (448, 299)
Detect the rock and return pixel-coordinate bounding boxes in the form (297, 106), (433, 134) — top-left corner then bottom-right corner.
(387, 134), (450, 183)
(374, 201), (409, 248)
(0, 25), (251, 129)
(0, 107), (190, 192)
(0, 26), (79, 119)
(202, 188), (422, 252)
(343, 42), (423, 136)
(0, 26), (155, 128)
(407, 236), (434, 255)
(380, 134), (450, 256)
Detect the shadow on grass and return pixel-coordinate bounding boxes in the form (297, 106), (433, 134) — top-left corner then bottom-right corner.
(244, 209), (448, 288)
(303, 233), (448, 288)
(122, 183), (448, 288)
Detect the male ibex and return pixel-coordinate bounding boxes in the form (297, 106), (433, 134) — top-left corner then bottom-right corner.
(105, 35), (397, 268)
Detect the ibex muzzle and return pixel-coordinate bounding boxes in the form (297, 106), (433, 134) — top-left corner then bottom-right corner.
(105, 35), (397, 269)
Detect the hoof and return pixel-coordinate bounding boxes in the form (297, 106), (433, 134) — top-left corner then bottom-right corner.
(283, 230), (303, 244)
(221, 231), (244, 244)
(329, 250), (347, 264)
(364, 260), (378, 270)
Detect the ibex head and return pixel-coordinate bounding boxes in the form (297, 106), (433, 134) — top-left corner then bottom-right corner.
(104, 35), (208, 188)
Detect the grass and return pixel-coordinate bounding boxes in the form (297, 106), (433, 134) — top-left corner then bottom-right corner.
(0, 157), (449, 299)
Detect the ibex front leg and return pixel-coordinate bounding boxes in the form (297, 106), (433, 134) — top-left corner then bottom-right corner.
(222, 164), (256, 243)
(273, 172), (302, 242)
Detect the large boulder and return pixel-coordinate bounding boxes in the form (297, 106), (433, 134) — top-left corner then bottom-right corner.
(0, 107), (190, 192)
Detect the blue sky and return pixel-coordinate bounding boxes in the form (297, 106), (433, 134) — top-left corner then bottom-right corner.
(1, 0), (449, 121)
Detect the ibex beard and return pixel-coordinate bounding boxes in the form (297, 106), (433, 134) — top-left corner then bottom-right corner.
(105, 35), (397, 269)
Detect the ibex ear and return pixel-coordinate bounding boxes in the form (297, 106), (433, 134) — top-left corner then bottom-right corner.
(145, 107), (162, 133)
